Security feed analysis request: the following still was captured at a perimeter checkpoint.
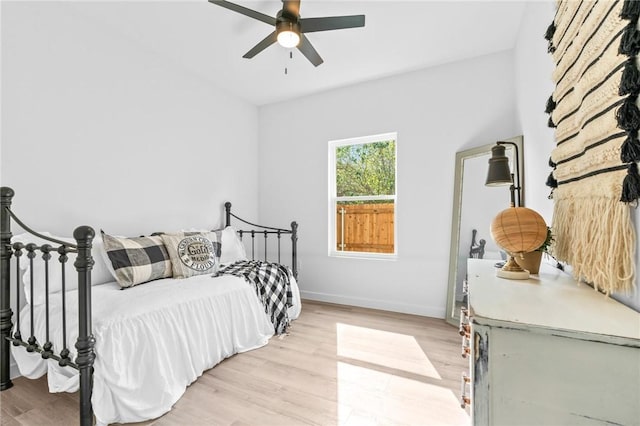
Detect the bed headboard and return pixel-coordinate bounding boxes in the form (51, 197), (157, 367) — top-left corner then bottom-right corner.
(223, 202), (298, 279)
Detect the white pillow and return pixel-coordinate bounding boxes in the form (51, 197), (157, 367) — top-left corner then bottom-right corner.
(219, 226), (248, 264)
(12, 232), (114, 305)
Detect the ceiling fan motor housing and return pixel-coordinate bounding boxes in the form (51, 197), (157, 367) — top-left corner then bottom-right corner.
(276, 12), (300, 35)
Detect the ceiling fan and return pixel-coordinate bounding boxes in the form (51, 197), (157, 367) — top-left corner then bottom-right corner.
(208, 0), (365, 67)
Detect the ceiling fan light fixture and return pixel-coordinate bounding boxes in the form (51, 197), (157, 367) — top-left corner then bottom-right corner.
(276, 22), (300, 48)
(209, 0), (365, 66)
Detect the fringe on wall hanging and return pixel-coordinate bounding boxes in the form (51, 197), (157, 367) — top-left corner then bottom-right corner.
(544, 0), (637, 295)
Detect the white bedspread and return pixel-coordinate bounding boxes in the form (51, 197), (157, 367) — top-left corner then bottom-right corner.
(11, 273), (301, 425)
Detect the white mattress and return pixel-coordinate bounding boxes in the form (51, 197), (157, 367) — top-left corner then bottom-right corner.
(12, 273), (302, 425)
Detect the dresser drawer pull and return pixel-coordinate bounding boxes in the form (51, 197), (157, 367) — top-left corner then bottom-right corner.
(458, 307), (470, 337)
(459, 324), (470, 337)
(461, 334), (471, 358)
(460, 373), (471, 408)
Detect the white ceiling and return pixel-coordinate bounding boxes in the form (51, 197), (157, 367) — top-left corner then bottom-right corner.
(52, 1), (526, 106)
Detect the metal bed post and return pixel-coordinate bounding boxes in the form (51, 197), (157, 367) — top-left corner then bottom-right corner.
(73, 226), (96, 426)
(291, 221), (298, 279)
(0, 187), (14, 391)
(225, 202), (232, 227)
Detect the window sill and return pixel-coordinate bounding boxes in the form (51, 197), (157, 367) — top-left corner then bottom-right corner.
(328, 251), (398, 261)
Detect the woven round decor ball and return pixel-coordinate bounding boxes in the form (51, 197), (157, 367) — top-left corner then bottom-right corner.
(490, 207), (547, 254)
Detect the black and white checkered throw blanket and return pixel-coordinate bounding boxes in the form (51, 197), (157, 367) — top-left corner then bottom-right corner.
(215, 260), (293, 335)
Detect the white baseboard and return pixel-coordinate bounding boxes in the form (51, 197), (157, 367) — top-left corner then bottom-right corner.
(300, 290), (445, 318)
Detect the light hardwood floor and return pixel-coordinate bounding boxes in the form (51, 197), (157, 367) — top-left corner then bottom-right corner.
(1, 301), (470, 426)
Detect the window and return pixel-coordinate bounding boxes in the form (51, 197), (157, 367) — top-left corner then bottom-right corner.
(329, 132), (397, 258)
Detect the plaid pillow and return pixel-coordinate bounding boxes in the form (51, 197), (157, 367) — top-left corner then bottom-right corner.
(161, 232), (221, 278)
(101, 231), (173, 288)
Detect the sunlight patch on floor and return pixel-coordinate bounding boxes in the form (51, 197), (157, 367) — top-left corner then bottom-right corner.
(336, 323), (441, 379)
(337, 361), (470, 426)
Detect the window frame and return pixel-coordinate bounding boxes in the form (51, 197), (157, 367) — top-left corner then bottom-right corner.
(328, 132), (398, 260)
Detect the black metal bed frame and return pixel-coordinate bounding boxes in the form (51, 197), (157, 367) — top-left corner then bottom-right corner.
(0, 188), (298, 425)
(223, 202), (298, 279)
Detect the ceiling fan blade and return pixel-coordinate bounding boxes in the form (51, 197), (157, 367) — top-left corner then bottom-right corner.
(242, 31), (277, 59)
(297, 34), (323, 67)
(300, 15), (365, 33)
(282, 0), (300, 17)
(208, 0), (276, 26)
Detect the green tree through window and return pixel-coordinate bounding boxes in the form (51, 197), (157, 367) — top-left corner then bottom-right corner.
(336, 141), (396, 197)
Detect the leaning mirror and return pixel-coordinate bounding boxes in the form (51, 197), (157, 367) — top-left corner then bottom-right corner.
(445, 135), (524, 326)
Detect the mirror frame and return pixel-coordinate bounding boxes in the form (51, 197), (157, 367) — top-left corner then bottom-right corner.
(445, 135), (524, 326)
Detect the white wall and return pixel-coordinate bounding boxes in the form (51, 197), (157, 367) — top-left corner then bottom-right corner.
(1, 2), (260, 237)
(514, 1), (640, 311)
(514, 1), (556, 222)
(0, 2), (260, 378)
(258, 51), (519, 317)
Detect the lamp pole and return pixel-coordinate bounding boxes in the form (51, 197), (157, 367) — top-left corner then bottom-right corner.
(497, 141), (522, 207)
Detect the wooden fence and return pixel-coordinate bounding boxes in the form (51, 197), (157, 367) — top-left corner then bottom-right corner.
(336, 202), (395, 253)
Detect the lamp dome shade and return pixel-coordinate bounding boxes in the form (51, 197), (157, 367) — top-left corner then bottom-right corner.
(490, 207), (547, 255)
(485, 144), (513, 186)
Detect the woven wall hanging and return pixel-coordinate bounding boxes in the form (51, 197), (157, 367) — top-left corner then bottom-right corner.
(545, 0), (639, 294)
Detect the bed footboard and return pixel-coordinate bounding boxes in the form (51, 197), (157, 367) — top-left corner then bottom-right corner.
(0, 187), (96, 426)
